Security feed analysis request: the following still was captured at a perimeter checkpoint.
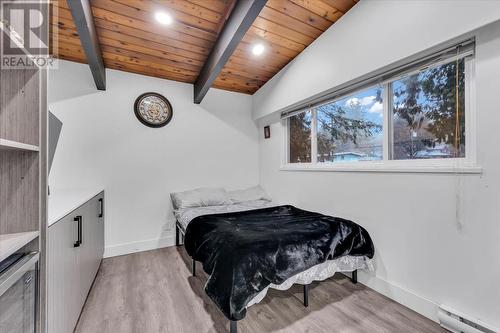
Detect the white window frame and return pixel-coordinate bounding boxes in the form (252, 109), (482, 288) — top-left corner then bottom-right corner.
(281, 56), (481, 174)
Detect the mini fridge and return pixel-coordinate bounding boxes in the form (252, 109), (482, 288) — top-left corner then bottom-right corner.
(0, 252), (39, 333)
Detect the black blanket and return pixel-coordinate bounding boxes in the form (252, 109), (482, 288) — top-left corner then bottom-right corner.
(184, 205), (374, 321)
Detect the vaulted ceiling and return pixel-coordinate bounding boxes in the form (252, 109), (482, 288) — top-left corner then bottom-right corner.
(51, 0), (357, 96)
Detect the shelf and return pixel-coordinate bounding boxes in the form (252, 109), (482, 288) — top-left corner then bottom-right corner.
(0, 20), (41, 69)
(0, 138), (39, 152)
(0, 231), (39, 263)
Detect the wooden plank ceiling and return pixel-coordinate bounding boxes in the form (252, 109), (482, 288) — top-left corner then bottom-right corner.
(52, 0), (357, 95)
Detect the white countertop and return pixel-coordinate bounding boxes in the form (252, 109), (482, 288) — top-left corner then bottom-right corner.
(48, 188), (104, 227)
(0, 231), (39, 262)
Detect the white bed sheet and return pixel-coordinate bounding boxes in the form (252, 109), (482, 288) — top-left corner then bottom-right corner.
(247, 255), (373, 307)
(174, 201), (374, 309)
(174, 199), (276, 230)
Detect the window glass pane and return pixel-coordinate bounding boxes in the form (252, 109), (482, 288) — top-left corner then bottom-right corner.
(316, 87), (384, 163)
(289, 111), (311, 163)
(392, 58), (466, 160)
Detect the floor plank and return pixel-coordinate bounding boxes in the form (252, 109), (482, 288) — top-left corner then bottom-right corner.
(75, 247), (446, 333)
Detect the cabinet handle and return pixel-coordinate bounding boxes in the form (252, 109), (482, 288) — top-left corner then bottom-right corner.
(74, 216), (82, 247)
(98, 198), (104, 218)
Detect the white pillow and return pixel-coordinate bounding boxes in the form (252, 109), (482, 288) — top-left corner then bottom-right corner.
(228, 185), (271, 204)
(171, 187), (231, 209)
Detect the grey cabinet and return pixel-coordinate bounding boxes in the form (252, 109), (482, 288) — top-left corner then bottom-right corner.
(47, 192), (104, 333)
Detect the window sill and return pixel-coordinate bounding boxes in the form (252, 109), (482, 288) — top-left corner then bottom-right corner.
(280, 163), (483, 174)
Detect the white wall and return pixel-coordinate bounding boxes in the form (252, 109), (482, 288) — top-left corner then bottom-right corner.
(256, 1), (500, 329)
(49, 60), (259, 257)
(253, 0), (500, 119)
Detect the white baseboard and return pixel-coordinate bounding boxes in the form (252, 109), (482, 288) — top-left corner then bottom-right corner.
(355, 271), (440, 323)
(104, 236), (175, 258)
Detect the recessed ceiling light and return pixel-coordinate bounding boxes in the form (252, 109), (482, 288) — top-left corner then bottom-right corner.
(155, 12), (172, 25)
(252, 43), (265, 56)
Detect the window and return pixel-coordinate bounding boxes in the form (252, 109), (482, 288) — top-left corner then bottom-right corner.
(283, 40), (476, 172)
(288, 111), (312, 163)
(392, 58), (465, 160)
(316, 87), (384, 163)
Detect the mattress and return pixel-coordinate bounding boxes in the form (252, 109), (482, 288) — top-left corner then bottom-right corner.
(175, 202), (374, 311)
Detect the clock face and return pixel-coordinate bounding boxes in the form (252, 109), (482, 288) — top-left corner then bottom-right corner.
(134, 93), (173, 128)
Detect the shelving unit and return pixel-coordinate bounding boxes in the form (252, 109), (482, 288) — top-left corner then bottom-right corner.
(0, 138), (40, 152)
(0, 2), (48, 332)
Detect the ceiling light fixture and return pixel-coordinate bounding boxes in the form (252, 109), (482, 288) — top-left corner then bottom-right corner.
(155, 12), (173, 25)
(252, 43), (265, 56)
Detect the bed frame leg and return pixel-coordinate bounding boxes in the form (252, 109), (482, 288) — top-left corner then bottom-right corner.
(230, 320), (237, 333)
(303, 284), (309, 307)
(192, 258), (196, 277)
(352, 270), (357, 284)
(175, 224), (180, 246)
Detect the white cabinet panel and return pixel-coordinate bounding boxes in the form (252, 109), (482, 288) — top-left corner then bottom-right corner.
(47, 191), (104, 333)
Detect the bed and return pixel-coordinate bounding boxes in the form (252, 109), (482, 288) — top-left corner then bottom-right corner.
(172, 187), (374, 333)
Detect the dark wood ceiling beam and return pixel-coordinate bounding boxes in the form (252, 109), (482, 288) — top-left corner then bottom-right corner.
(66, 0), (106, 90)
(54, 0), (357, 95)
(193, 0), (267, 104)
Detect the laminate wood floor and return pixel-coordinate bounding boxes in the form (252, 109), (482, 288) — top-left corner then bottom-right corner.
(75, 247), (446, 333)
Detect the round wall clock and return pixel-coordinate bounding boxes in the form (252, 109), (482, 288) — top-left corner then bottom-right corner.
(134, 92), (173, 128)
